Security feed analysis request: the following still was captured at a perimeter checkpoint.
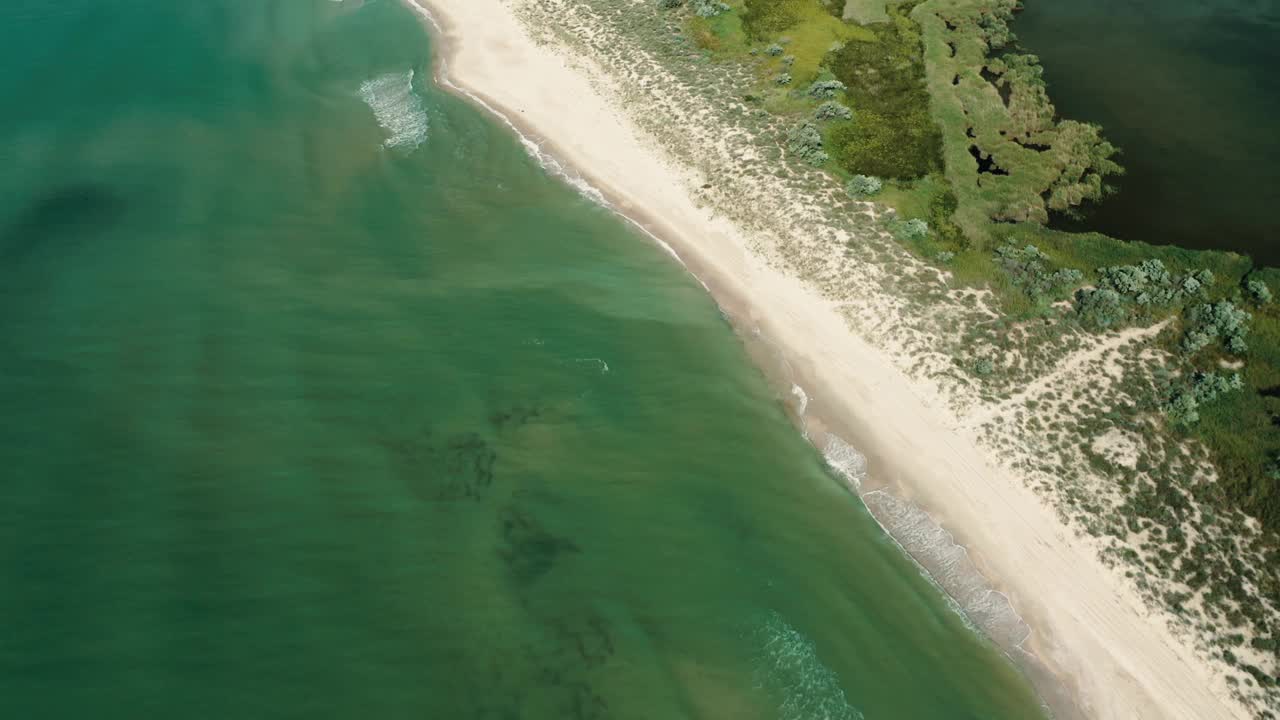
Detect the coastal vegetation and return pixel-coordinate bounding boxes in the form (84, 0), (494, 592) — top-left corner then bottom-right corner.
(529, 0), (1280, 709)
(671, 0), (1280, 548)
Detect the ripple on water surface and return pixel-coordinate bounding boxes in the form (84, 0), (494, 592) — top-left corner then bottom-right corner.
(754, 611), (865, 720)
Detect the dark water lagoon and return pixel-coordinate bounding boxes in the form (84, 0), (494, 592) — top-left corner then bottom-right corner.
(1014, 0), (1280, 266)
(0, 1), (1047, 717)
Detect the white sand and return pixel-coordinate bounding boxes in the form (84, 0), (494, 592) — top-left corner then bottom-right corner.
(406, 1), (1249, 717)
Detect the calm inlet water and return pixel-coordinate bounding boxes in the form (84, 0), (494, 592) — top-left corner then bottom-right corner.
(1014, 0), (1280, 266)
(0, 1), (1047, 717)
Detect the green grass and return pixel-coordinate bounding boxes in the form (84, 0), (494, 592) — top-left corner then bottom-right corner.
(876, 173), (945, 219)
(821, 3), (942, 179)
(682, 0), (1280, 539)
(1192, 272), (1280, 532)
(843, 0), (890, 23)
(688, 6), (749, 55)
(739, 0), (873, 81)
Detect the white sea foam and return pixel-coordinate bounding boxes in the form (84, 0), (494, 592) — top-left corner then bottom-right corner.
(790, 383), (809, 416)
(359, 70), (429, 150)
(573, 358), (610, 374)
(860, 489), (1032, 653)
(754, 611), (865, 720)
(401, 1), (695, 273)
(822, 435), (868, 491)
(822, 434), (1030, 652)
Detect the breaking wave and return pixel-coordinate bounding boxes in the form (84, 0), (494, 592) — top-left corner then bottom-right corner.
(790, 383), (809, 416)
(860, 490), (1031, 652)
(753, 611), (864, 720)
(359, 70), (429, 150)
(822, 435), (868, 491)
(822, 434), (1030, 653)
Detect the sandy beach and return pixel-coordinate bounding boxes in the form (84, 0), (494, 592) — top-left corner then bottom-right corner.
(406, 1), (1251, 717)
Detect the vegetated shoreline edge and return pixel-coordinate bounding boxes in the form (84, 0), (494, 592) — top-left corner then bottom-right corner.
(401, 1), (1249, 718)
(403, 2), (1070, 713)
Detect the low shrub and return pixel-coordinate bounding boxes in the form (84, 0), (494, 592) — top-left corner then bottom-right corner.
(845, 174), (882, 198)
(1076, 287), (1127, 330)
(815, 100), (853, 121)
(807, 79), (846, 99)
(1181, 301), (1251, 355)
(1163, 372), (1244, 426)
(786, 121), (828, 166)
(995, 245), (1084, 304)
(1247, 278), (1273, 305)
(889, 218), (929, 242)
(691, 0), (730, 17)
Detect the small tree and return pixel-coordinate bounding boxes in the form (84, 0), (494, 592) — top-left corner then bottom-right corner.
(765, 43), (784, 56)
(774, 72), (793, 85)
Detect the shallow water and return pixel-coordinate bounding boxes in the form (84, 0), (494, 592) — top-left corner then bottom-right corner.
(0, 1), (1048, 717)
(1014, 0), (1280, 266)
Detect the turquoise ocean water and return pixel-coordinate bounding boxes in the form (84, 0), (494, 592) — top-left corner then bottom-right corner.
(0, 1), (1047, 717)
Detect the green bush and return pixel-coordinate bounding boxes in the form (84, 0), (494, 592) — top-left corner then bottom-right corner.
(845, 174), (882, 198)
(1181, 301), (1251, 355)
(890, 218), (929, 242)
(815, 100), (853, 121)
(690, 0), (730, 16)
(1163, 372), (1244, 426)
(1077, 287), (1127, 330)
(1247, 278), (1273, 305)
(786, 121), (828, 166)
(807, 79), (846, 99)
(995, 245), (1084, 304)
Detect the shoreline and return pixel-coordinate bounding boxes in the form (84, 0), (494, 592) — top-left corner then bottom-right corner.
(404, 1), (1249, 718)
